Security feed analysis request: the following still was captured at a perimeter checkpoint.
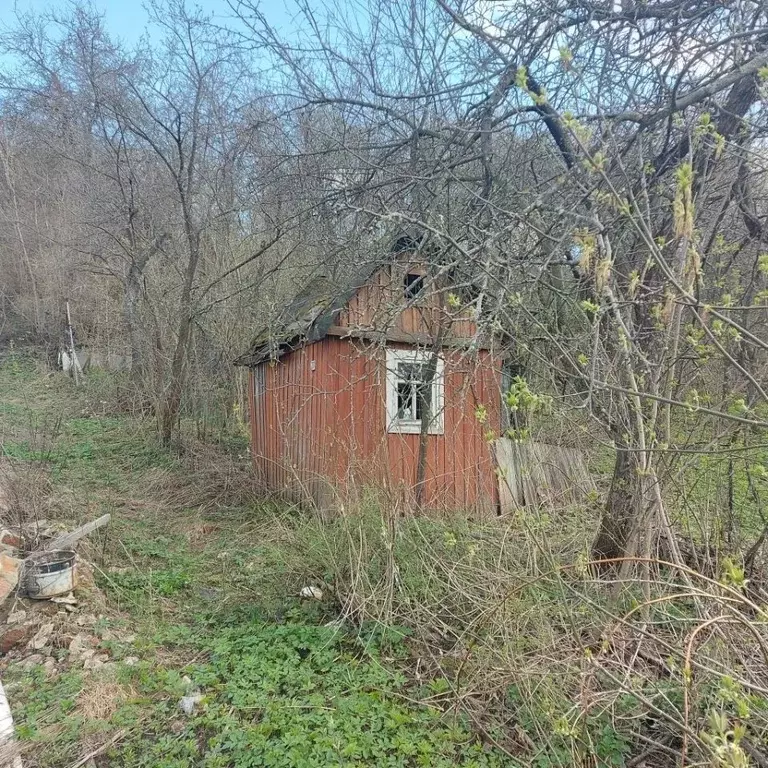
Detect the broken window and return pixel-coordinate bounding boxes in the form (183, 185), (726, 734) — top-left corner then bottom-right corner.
(404, 272), (425, 299)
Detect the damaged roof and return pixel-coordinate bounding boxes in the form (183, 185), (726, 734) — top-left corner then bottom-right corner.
(233, 259), (383, 367)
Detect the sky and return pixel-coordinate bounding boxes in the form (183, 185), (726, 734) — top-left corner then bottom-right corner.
(0, 0), (295, 47)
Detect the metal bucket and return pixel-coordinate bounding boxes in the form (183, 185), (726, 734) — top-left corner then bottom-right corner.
(24, 550), (76, 599)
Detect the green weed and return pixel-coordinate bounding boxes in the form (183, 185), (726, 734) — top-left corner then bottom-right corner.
(4, 667), (85, 767)
(4, 359), (766, 767)
(111, 622), (512, 768)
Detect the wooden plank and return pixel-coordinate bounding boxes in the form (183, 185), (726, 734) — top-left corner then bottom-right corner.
(45, 514), (111, 551)
(494, 439), (593, 513)
(324, 325), (494, 349)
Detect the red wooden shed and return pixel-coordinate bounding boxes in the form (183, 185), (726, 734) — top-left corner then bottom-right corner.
(236, 253), (504, 514)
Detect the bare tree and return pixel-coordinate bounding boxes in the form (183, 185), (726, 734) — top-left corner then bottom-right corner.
(233, 0), (768, 567)
(2, 0), (766, 565)
(0, 1), (287, 438)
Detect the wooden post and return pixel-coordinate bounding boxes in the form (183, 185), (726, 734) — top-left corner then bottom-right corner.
(66, 300), (82, 385)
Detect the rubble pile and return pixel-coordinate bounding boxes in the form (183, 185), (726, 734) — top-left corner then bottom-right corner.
(0, 509), (122, 689)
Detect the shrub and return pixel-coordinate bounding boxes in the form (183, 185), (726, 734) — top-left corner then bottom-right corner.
(265, 504), (768, 766)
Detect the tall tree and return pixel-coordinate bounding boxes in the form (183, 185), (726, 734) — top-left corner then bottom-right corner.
(235, 0), (768, 565)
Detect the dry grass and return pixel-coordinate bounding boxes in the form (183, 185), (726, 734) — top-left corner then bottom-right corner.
(0, 459), (53, 542)
(279, 502), (768, 766)
(76, 675), (132, 721)
(144, 442), (263, 513)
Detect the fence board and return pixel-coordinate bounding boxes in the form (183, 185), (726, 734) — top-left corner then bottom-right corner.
(493, 439), (593, 511)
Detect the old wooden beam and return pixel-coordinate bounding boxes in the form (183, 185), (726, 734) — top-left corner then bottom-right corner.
(44, 514), (111, 551)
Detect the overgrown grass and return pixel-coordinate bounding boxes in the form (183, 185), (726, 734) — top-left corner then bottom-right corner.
(264, 507), (768, 766)
(2, 352), (766, 767)
(0, 354), (513, 767)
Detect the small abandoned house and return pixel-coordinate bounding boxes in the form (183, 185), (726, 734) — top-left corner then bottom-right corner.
(236, 246), (504, 513)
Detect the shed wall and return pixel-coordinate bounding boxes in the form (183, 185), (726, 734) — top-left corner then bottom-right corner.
(337, 265), (478, 340)
(249, 336), (501, 513)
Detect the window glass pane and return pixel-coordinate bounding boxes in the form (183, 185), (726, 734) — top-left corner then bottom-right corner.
(396, 380), (414, 419)
(398, 362), (424, 381)
(404, 272), (425, 299)
(395, 361), (432, 422)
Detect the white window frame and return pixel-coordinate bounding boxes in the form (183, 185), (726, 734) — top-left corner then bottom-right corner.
(386, 348), (444, 435)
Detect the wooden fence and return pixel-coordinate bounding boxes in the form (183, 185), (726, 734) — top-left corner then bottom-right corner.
(493, 439), (594, 512)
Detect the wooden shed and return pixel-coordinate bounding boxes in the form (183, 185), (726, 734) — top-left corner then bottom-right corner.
(236, 252), (504, 513)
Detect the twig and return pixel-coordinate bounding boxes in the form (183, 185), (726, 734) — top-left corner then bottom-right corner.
(68, 729), (126, 768)
(627, 736), (674, 767)
(743, 739), (768, 768)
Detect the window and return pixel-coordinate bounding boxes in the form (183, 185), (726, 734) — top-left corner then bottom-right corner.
(386, 349), (444, 434)
(395, 362), (429, 421)
(404, 272), (425, 299)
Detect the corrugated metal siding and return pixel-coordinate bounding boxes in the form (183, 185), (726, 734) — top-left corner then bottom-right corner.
(250, 334), (501, 514)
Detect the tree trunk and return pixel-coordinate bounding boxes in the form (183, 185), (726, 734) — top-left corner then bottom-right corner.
(414, 320), (446, 509)
(0, 138), (42, 335)
(124, 262), (145, 383)
(414, 350), (439, 510)
(159, 308), (193, 445)
(592, 446), (638, 563)
(159, 206), (201, 446)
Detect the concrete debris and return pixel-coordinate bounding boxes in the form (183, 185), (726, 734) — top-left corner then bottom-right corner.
(68, 633), (91, 655)
(51, 592), (77, 606)
(0, 555), (21, 605)
(0, 509), (124, 766)
(299, 586), (323, 600)
(83, 653), (109, 671)
(101, 628), (135, 645)
(0, 627), (32, 655)
(0, 531), (22, 550)
(29, 623), (54, 651)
